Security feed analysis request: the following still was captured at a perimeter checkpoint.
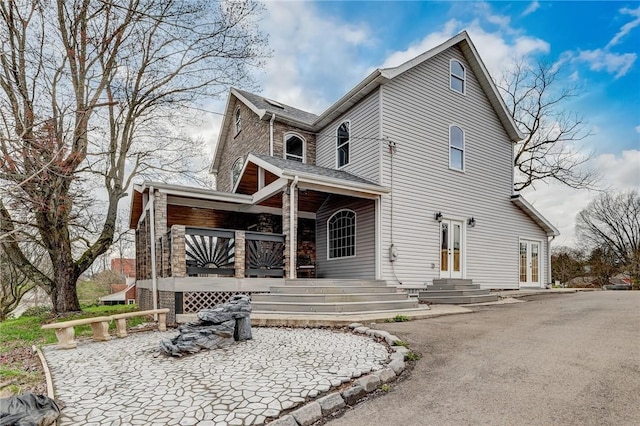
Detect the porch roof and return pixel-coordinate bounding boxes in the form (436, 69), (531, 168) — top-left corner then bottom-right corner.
(238, 154), (390, 198)
(129, 181), (252, 229)
(511, 195), (560, 237)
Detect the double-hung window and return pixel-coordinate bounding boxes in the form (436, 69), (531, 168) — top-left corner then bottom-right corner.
(450, 60), (465, 94)
(449, 126), (465, 171)
(336, 121), (350, 168)
(285, 134), (305, 162)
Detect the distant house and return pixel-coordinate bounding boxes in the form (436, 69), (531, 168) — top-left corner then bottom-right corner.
(129, 31), (559, 323)
(98, 258), (137, 305)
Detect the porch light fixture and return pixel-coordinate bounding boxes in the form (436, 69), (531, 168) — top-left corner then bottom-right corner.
(467, 217), (476, 227)
(434, 212), (443, 222)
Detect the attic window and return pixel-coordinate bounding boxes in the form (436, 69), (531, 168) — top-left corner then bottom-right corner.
(265, 98), (284, 109)
(450, 60), (465, 94)
(234, 107), (241, 134)
(285, 134), (305, 163)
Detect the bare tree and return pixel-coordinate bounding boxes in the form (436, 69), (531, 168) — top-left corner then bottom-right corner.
(551, 246), (585, 285)
(0, 245), (34, 321)
(576, 190), (640, 288)
(497, 60), (600, 191)
(0, 0), (268, 313)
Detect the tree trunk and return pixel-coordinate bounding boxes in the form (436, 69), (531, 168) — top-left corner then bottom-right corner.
(51, 260), (81, 313)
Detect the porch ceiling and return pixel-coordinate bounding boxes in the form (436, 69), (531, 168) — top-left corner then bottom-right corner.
(256, 190), (330, 213)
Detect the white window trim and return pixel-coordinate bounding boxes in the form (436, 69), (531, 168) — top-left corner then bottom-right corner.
(336, 120), (351, 169)
(327, 208), (357, 260)
(448, 124), (465, 172)
(231, 156), (244, 189)
(283, 132), (306, 163)
(449, 59), (466, 95)
(234, 106), (242, 135)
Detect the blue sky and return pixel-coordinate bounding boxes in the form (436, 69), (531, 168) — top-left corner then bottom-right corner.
(198, 1), (640, 247)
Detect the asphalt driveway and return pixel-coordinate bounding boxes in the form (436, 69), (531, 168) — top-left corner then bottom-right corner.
(327, 291), (640, 426)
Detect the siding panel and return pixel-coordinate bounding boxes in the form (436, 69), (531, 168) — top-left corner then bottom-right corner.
(316, 90), (381, 183)
(379, 45), (549, 289)
(316, 197), (375, 279)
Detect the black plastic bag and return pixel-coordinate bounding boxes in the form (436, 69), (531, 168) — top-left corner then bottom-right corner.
(0, 393), (60, 426)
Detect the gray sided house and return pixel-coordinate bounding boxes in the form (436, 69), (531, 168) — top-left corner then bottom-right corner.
(130, 31), (558, 323)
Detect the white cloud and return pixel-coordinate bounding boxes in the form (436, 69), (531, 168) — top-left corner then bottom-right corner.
(606, 6), (640, 48)
(575, 49), (637, 78)
(635, 125), (640, 133)
(521, 1), (540, 17)
(524, 150), (640, 247)
(378, 19), (549, 78)
(258, 2), (373, 113)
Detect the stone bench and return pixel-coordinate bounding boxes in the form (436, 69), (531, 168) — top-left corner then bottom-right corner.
(110, 308), (170, 338)
(42, 316), (112, 350)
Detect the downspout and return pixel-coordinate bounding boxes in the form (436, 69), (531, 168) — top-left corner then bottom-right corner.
(149, 187), (158, 316)
(289, 176), (298, 279)
(547, 235), (556, 288)
(269, 113), (276, 156)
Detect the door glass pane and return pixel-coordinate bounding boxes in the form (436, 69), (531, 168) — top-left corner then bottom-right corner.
(519, 242), (527, 282)
(441, 223), (448, 272)
(453, 223), (461, 272)
(531, 243), (539, 283)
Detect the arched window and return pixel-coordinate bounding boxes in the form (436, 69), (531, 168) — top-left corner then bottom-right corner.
(231, 157), (243, 188)
(234, 107), (241, 134)
(449, 125), (464, 171)
(284, 133), (305, 163)
(450, 59), (465, 94)
(336, 121), (350, 168)
(327, 209), (356, 259)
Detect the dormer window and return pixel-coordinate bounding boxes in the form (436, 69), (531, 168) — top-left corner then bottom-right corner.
(234, 107), (241, 134)
(450, 60), (465, 94)
(285, 133), (305, 163)
(337, 121), (350, 168)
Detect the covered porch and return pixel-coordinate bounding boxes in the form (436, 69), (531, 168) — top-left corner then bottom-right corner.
(129, 154), (389, 323)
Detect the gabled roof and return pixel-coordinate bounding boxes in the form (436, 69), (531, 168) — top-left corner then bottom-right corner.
(211, 31), (523, 173)
(511, 195), (560, 237)
(313, 31), (523, 141)
(211, 88), (318, 174)
(242, 154), (389, 196)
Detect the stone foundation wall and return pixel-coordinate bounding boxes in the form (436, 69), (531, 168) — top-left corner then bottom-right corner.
(137, 287), (153, 311)
(159, 290), (176, 325)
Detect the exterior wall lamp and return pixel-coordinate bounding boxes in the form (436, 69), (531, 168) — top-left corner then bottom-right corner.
(434, 212), (443, 222)
(467, 217), (476, 227)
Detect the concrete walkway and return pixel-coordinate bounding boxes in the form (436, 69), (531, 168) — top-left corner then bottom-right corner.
(43, 328), (389, 425)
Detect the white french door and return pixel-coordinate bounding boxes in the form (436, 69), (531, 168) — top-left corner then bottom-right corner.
(519, 240), (541, 287)
(440, 220), (464, 279)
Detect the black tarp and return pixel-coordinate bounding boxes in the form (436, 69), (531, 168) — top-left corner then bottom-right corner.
(0, 393), (60, 426)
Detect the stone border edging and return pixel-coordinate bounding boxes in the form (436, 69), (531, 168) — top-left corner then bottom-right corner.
(32, 345), (55, 399)
(267, 322), (411, 426)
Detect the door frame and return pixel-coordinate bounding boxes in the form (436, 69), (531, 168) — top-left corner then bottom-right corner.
(518, 238), (543, 288)
(439, 217), (467, 279)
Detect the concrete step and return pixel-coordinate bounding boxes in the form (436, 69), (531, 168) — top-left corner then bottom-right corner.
(432, 278), (474, 286)
(252, 292), (408, 303)
(252, 299), (419, 313)
(429, 284), (481, 290)
(269, 285), (398, 294)
(418, 294), (499, 304)
(285, 279), (388, 287)
(421, 289), (491, 297)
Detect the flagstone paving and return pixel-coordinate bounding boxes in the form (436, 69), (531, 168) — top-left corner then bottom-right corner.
(43, 327), (389, 425)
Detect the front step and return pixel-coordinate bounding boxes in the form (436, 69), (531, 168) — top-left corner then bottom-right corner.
(418, 293), (498, 305)
(432, 278), (474, 286)
(270, 285), (397, 294)
(422, 289), (489, 297)
(252, 299), (419, 313)
(252, 292), (408, 303)
(285, 279), (388, 287)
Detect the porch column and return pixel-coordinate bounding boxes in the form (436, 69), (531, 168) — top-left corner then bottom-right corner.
(234, 231), (245, 278)
(170, 225), (186, 278)
(282, 186), (298, 279)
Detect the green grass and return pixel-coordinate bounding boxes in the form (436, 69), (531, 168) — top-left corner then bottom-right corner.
(0, 304), (153, 396)
(393, 340), (410, 348)
(385, 315), (411, 323)
(405, 351), (421, 361)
